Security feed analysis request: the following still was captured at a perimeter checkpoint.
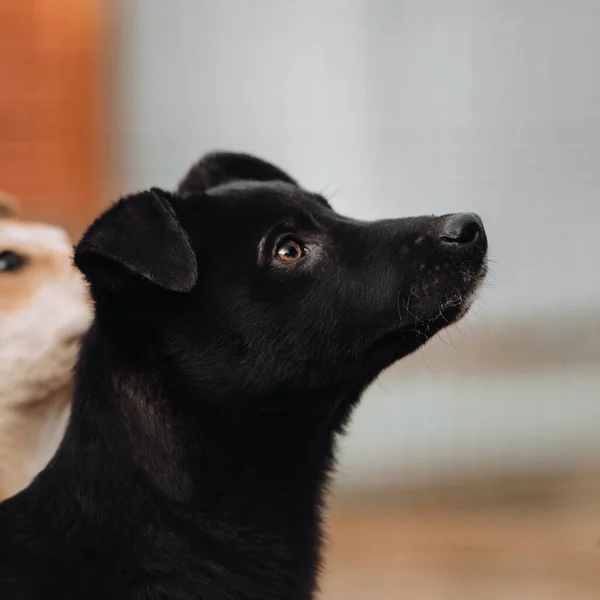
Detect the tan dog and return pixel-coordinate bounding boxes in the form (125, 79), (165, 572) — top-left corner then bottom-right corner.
(0, 194), (91, 500)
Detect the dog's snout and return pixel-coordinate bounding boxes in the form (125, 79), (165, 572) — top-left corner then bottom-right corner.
(440, 213), (484, 246)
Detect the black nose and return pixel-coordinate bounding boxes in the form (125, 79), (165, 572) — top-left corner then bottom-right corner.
(440, 213), (484, 246)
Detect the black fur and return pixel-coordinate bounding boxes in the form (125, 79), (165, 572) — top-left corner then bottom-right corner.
(0, 152), (488, 599)
(178, 151), (298, 195)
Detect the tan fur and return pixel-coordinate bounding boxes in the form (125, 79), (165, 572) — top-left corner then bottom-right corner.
(0, 214), (91, 500)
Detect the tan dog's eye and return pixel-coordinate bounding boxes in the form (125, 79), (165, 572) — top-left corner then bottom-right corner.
(275, 240), (304, 262)
(0, 250), (25, 272)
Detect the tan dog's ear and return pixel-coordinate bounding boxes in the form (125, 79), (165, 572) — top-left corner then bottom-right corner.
(0, 191), (20, 218)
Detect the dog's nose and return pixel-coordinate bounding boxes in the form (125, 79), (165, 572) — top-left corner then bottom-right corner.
(440, 213), (484, 246)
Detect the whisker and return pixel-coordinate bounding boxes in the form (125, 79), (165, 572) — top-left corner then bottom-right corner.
(419, 345), (433, 373)
(436, 329), (457, 350)
(438, 296), (450, 321)
(374, 379), (390, 393)
(396, 289), (404, 324)
(318, 183), (344, 201)
(409, 283), (421, 299)
(445, 328), (459, 351)
(403, 295), (422, 323)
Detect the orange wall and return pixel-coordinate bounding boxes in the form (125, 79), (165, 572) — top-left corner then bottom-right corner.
(0, 0), (111, 238)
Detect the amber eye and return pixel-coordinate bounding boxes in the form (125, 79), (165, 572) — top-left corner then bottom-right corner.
(275, 239), (305, 262)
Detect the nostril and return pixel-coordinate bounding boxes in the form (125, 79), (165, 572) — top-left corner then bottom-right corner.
(460, 221), (481, 244)
(440, 213), (483, 245)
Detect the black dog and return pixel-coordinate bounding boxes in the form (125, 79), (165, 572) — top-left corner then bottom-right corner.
(0, 152), (487, 599)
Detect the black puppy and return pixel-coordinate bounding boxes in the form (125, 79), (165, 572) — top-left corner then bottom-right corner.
(0, 152), (487, 599)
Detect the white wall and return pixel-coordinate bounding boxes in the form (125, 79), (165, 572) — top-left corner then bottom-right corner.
(119, 0), (370, 212)
(337, 366), (600, 489)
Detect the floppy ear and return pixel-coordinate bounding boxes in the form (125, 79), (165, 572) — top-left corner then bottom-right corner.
(74, 189), (197, 293)
(177, 151), (299, 195)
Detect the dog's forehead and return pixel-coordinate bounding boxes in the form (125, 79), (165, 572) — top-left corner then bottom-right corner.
(0, 220), (72, 254)
(203, 180), (328, 220)
(177, 181), (333, 244)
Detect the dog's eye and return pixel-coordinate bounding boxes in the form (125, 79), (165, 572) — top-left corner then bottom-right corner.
(0, 250), (25, 272)
(275, 239), (305, 262)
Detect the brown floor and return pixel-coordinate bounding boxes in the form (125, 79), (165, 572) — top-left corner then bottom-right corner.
(320, 474), (600, 599)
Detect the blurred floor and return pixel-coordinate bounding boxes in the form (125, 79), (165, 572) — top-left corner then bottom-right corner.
(321, 472), (600, 599)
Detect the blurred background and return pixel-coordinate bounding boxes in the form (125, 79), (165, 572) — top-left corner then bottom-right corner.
(2, 0), (600, 596)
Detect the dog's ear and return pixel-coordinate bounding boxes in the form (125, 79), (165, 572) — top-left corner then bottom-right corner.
(0, 191), (20, 218)
(177, 151), (299, 195)
(74, 189), (197, 293)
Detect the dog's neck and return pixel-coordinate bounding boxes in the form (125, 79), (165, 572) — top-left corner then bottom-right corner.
(50, 326), (355, 598)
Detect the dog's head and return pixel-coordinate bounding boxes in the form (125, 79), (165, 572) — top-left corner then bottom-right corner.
(75, 153), (487, 401)
(0, 195), (92, 408)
